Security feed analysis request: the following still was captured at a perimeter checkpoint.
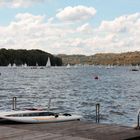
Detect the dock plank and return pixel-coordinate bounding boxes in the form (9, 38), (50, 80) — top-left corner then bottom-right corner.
(0, 121), (140, 140)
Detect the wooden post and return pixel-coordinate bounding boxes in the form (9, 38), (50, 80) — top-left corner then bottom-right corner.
(12, 97), (17, 110)
(96, 103), (100, 123)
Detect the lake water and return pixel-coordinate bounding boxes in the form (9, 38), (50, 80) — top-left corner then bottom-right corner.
(0, 66), (140, 126)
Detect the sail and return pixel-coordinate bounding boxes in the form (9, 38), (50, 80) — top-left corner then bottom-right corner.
(8, 63), (12, 67)
(12, 63), (16, 67)
(36, 62), (38, 67)
(66, 63), (70, 68)
(24, 63), (27, 67)
(46, 57), (51, 67)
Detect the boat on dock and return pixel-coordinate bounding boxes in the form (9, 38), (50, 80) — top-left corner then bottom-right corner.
(0, 110), (81, 123)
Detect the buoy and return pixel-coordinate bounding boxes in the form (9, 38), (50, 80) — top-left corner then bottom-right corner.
(94, 76), (99, 80)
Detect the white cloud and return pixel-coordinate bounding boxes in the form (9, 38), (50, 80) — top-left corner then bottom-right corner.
(56, 5), (96, 22)
(0, 12), (140, 55)
(99, 13), (140, 33)
(0, 0), (45, 8)
(77, 23), (94, 34)
(96, 13), (140, 53)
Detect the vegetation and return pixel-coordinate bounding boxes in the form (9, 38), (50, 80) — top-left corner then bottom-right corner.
(58, 51), (140, 66)
(0, 48), (62, 66)
(1, 48), (139, 66)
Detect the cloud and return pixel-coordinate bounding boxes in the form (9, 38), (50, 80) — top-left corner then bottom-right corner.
(56, 5), (96, 22)
(96, 13), (140, 53)
(99, 13), (140, 33)
(0, 0), (45, 8)
(0, 12), (140, 55)
(77, 23), (94, 34)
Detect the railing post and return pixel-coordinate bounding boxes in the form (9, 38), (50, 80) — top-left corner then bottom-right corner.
(12, 97), (17, 110)
(47, 98), (51, 111)
(135, 111), (140, 130)
(96, 103), (100, 123)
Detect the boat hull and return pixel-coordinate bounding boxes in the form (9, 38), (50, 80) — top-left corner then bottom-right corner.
(0, 111), (82, 123)
(1, 115), (81, 123)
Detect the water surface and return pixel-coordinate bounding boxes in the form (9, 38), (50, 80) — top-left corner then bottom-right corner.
(0, 66), (139, 126)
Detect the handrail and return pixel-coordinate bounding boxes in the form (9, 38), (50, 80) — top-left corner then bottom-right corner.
(12, 97), (52, 111)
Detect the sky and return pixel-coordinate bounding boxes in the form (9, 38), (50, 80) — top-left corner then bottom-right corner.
(0, 0), (140, 55)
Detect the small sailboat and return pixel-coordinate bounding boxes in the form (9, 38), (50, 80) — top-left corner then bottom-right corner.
(0, 110), (81, 123)
(66, 64), (70, 68)
(12, 63), (16, 67)
(46, 57), (51, 68)
(106, 65), (114, 69)
(131, 65), (139, 71)
(24, 63), (27, 68)
(8, 63), (12, 67)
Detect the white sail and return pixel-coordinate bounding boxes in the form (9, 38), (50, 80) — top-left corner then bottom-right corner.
(66, 63), (70, 68)
(23, 63), (27, 67)
(12, 63), (16, 67)
(46, 57), (51, 67)
(8, 63), (11, 67)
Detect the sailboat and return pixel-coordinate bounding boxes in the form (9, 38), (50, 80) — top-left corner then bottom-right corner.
(24, 63), (27, 68)
(131, 65), (139, 71)
(8, 63), (12, 67)
(46, 57), (51, 68)
(12, 63), (16, 68)
(66, 63), (70, 68)
(22, 63), (27, 68)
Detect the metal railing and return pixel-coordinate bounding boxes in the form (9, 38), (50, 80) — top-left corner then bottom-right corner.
(12, 96), (101, 122)
(135, 110), (140, 130)
(12, 96), (52, 111)
(11, 97), (140, 129)
(96, 103), (100, 123)
(12, 97), (17, 110)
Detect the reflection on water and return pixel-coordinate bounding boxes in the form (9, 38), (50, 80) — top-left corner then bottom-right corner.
(0, 66), (140, 126)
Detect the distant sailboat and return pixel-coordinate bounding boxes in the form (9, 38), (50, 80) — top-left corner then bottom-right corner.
(131, 65), (139, 71)
(106, 64), (114, 69)
(23, 63), (27, 68)
(66, 63), (70, 68)
(12, 63), (16, 67)
(46, 57), (51, 68)
(8, 63), (12, 67)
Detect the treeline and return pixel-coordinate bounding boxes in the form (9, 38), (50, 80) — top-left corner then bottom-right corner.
(0, 48), (62, 66)
(58, 51), (140, 66)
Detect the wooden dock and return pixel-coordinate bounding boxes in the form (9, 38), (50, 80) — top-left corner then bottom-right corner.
(0, 120), (140, 140)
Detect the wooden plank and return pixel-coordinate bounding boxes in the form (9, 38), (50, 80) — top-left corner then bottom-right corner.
(0, 121), (140, 140)
(0, 127), (92, 140)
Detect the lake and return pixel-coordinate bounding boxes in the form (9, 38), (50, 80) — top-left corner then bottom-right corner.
(0, 66), (140, 126)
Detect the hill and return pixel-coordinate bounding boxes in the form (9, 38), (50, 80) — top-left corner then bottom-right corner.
(58, 52), (140, 66)
(0, 48), (62, 66)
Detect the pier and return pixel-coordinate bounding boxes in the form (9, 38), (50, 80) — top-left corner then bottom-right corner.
(0, 121), (140, 140)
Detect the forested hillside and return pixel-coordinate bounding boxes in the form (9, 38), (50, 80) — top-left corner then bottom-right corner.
(0, 49), (62, 66)
(58, 52), (140, 66)
(1, 48), (139, 66)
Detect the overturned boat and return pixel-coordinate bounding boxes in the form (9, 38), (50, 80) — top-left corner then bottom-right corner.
(0, 110), (82, 123)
